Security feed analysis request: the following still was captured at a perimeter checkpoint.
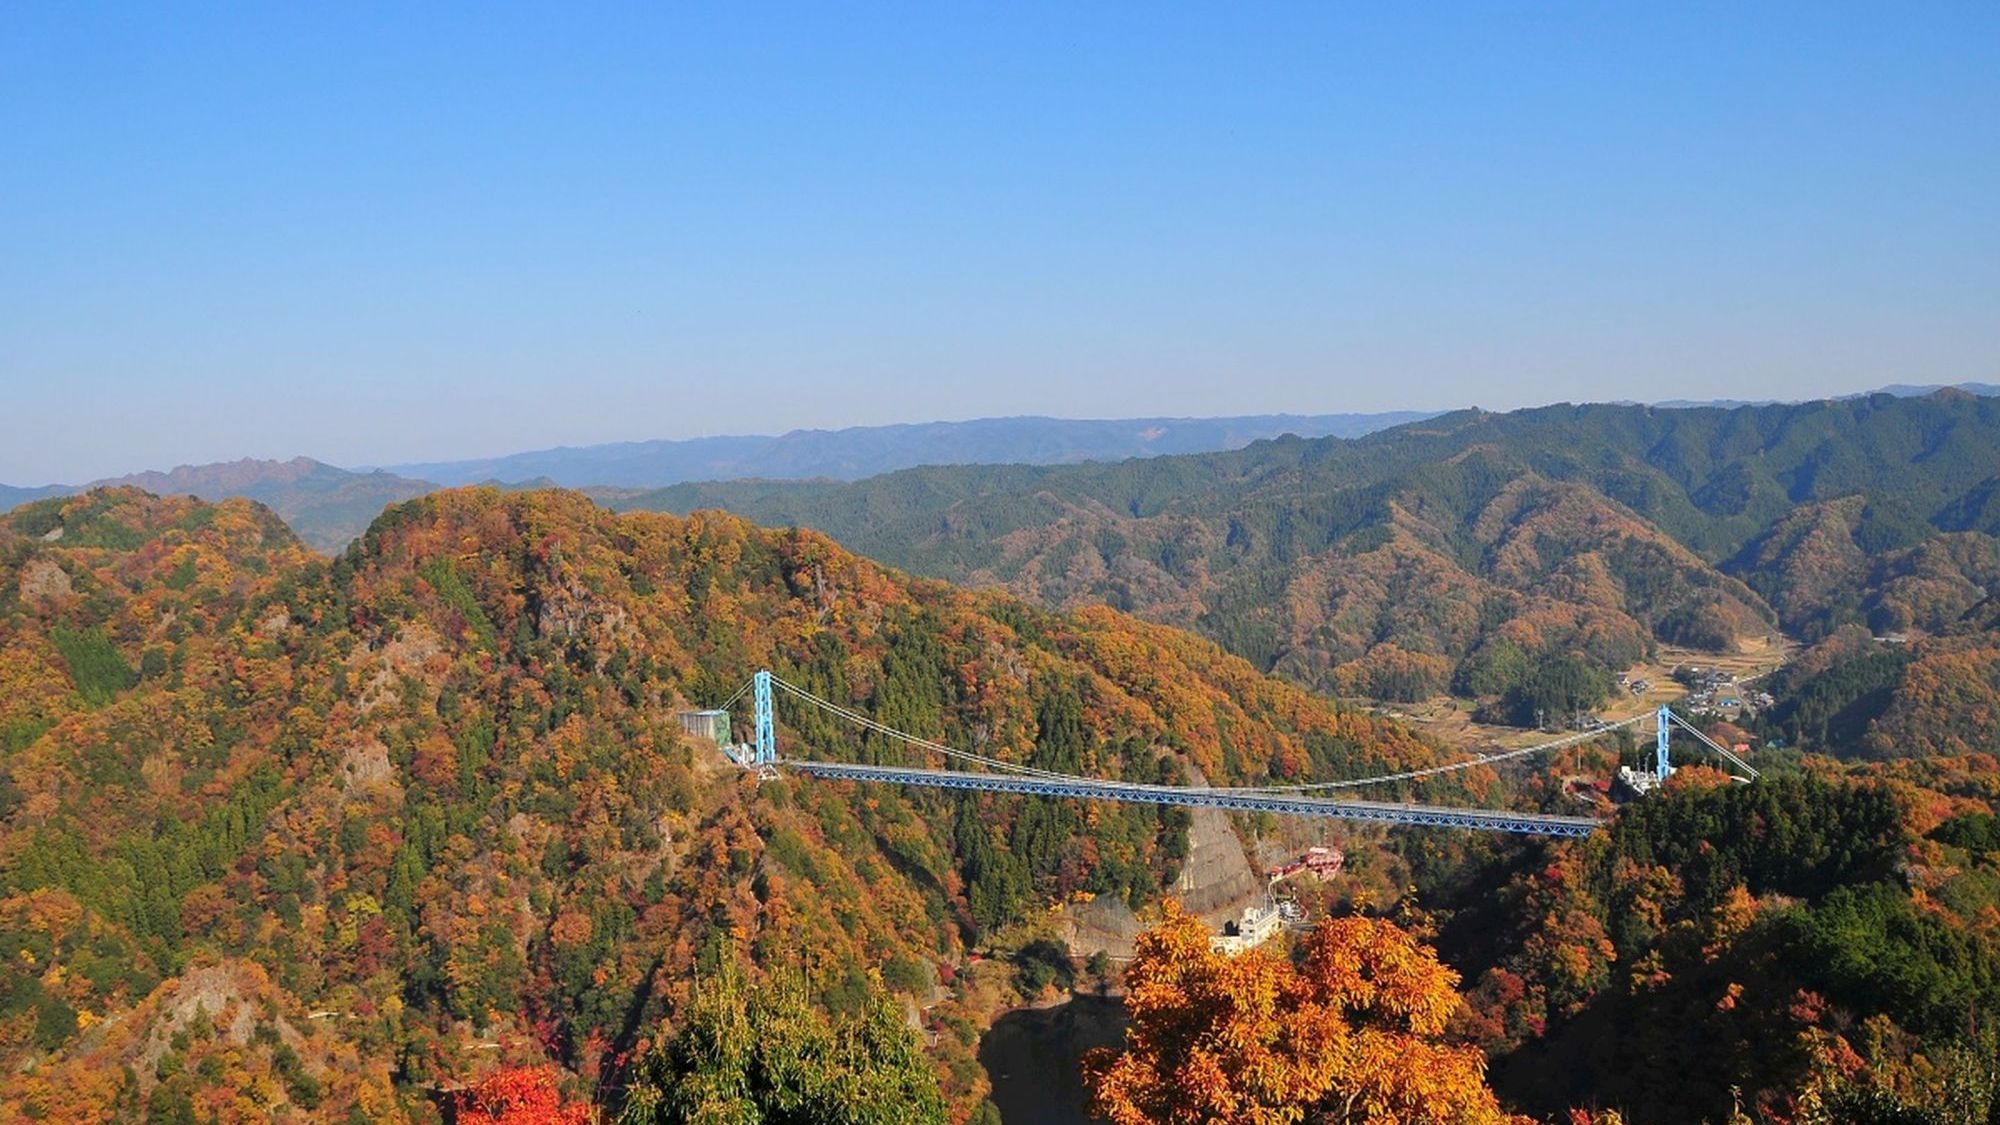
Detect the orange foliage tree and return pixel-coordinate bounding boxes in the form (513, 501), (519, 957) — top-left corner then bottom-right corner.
(1084, 899), (1528, 1125)
(453, 1066), (594, 1125)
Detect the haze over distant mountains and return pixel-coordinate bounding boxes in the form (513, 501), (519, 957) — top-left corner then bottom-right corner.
(4, 391), (1994, 554)
(1648, 382), (2000, 409)
(620, 389), (2000, 712)
(0, 412), (1429, 551)
(0, 458), (435, 554)
(376, 412), (1435, 488)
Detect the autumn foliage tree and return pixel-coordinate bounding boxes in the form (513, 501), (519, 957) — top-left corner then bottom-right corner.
(454, 1066), (594, 1125)
(1084, 900), (1525, 1125)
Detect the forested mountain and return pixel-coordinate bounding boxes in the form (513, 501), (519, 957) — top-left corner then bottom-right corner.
(620, 392), (2000, 713)
(5, 482), (2000, 1123)
(382, 412), (1436, 488)
(1428, 762), (2000, 1123)
(0, 459), (436, 555)
(0, 486), (1462, 1122)
(1, 416), (1429, 557)
(1732, 499), (2000, 640)
(0, 485), (69, 513)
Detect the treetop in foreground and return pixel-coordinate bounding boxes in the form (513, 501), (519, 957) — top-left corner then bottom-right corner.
(1084, 899), (1526, 1125)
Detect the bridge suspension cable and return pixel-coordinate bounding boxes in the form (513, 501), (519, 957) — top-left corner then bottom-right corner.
(1664, 708), (1761, 779)
(713, 676), (755, 714)
(751, 671), (1641, 795)
(1206, 713), (1650, 793)
(767, 676), (1078, 781)
(705, 671), (1630, 837)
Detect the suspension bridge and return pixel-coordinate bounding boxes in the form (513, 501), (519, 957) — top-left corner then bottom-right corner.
(693, 670), (1759, 838)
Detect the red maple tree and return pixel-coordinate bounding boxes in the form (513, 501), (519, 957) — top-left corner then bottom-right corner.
(454, 1066), (594, 1125)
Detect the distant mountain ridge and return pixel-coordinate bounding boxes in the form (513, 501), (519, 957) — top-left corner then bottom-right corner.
(1648, 380), (2000, 409)
(614, 391), (2000, 711)
(7, 390), (1995, 556)
(0, 458), (434, 553)
(377, 411), (1438, 487)
(0, 484), (68, 512)
(1, 413), (1432, 551)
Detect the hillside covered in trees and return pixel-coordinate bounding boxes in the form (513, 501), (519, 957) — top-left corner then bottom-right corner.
(0, 470), (1992, 1112)
(0, 486), (1475, 1122)
(1051, 745), (2000, 1123)
(0, 459), (437, 555)
(1417, 754), (2000, 1124)
(0, 414), (1432, 556)
(622, 392), (2000, 717)
(4, 478), (1999, 1123)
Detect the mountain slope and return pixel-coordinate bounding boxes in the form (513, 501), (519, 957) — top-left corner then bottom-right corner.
(1, 416), (1430, 556)
(1730, 497), (2000, 639)
(616, 393), (2000, 711)
(0, 486), (1465, 1121)
(0, 485), (68, 513)
(0, 458), (437, 555)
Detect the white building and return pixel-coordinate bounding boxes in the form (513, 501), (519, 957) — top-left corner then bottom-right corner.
(1211, 903), (1283, 955)
(1616, 764), (1659, 797)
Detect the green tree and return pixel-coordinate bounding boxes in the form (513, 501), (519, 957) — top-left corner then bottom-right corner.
(50, 624), (136, 707)
(619, 959), (947, 1125)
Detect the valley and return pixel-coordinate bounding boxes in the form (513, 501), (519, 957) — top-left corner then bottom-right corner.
(14, 8), (1996, 1120)
(1386, 636), (1792, 757)
(3, 394), (1999, 1123)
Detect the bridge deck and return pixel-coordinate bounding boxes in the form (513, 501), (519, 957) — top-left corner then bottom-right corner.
(780, 760), (1601, 837)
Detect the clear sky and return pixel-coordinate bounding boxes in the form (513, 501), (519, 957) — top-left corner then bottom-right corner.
(3, 4), (1997, 483)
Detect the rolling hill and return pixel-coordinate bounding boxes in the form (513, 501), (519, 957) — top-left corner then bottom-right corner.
(0, 485), (1462, 1121)
(4, 483), (1997, 1123)
(1, 415), (1431, 557)
(616, 392), (2000, 714)
(0, 458), (436, 555)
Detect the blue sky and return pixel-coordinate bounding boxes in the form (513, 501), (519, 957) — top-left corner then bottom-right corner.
(3, 4), (1997, 482)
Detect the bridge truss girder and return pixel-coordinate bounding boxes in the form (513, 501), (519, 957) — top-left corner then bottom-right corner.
(781, 760), (1600, 838)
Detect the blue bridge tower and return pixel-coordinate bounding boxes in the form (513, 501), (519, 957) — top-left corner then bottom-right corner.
(753, 669), (776, 764)
(1656, 704), (1674, 782)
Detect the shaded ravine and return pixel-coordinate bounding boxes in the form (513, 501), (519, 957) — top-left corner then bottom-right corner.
(978, 995), (1127, 1124)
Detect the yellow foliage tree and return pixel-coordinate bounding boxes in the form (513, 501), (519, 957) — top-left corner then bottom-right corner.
(1084, 899), (1530, 1125)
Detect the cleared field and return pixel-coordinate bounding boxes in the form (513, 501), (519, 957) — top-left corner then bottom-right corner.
(1369, 635), (1792, 757)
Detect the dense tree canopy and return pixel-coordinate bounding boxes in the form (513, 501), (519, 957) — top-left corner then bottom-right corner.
(0, 486), (1459, 1121)
(617, 960), (946, 1125)
(7, 415), (2000, 1123)
(624, 394), (2000, 713)
(1083, 900), (1522, 1125)
(455, 1067), (595, 1125)
(1433, 767), (2000, 1124)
